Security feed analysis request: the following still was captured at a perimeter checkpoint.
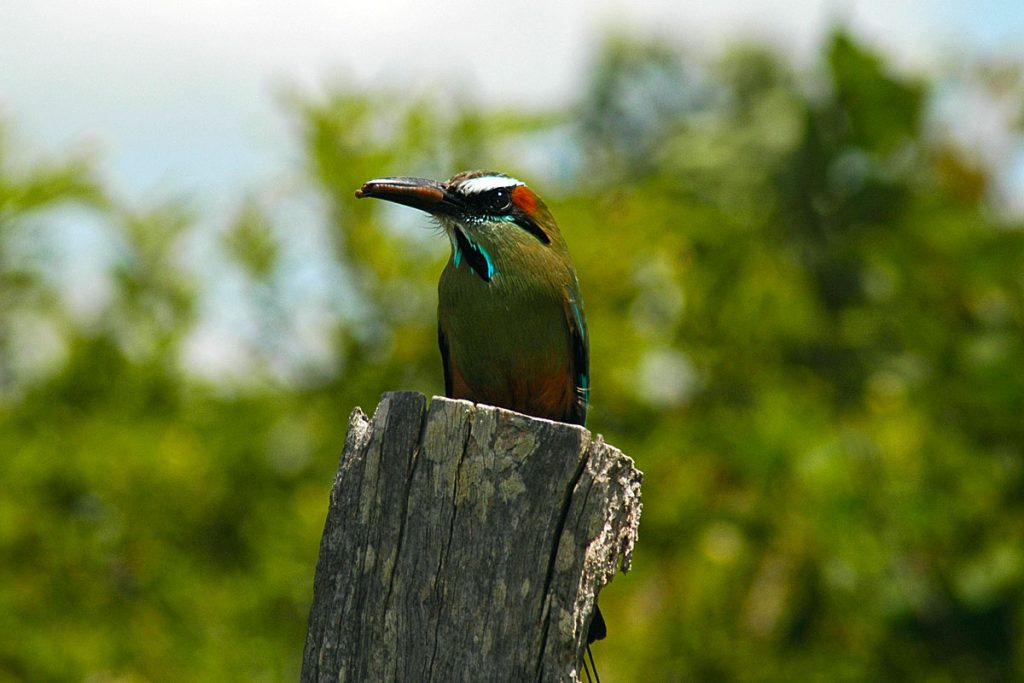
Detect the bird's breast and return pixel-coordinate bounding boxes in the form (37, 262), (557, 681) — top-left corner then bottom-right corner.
(438, 262), (575, 422)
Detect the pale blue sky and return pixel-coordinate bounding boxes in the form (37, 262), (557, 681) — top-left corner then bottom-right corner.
(1, 0), (1022, 202)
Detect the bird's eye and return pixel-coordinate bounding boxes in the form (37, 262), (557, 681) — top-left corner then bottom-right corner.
(488, 189), (512, 214)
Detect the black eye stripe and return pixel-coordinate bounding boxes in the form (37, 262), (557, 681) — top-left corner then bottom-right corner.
(514, 214), (551, 244)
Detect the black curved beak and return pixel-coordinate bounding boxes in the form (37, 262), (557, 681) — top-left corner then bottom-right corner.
(355, 176), (464, 215)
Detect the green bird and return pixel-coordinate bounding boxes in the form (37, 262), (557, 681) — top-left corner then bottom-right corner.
(355, 169), (605, 668)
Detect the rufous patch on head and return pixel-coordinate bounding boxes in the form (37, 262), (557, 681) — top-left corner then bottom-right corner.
(511, 185), (538, 216)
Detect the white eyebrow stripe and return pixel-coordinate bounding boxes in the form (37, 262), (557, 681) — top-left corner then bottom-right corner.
(456, 175), (524, 195)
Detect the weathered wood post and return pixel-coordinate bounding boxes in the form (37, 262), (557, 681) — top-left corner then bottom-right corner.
(301, 392), (642, 682)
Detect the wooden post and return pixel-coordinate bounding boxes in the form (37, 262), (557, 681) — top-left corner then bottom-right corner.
(301, 392), (642, 683)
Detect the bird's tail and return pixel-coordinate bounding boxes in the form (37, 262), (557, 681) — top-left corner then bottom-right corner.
(582, 605), (605, 682)
(582, 644), (601, 683)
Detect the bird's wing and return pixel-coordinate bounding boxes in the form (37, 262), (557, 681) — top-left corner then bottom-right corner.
(565, 285), (590, 426)
(438, 325), (453, 397)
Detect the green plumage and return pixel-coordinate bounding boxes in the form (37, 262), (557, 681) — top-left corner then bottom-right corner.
(437, 207), (588, 425)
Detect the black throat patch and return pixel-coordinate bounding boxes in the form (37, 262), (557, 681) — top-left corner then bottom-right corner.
(453, 228), (495, 282)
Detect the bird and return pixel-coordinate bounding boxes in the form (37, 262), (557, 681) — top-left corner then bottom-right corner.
(356, 170), (605, 678)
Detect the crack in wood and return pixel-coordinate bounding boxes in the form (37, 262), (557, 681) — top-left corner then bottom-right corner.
(426, 404), (474, 682)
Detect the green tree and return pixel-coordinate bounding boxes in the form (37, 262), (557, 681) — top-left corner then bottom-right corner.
(1, 29), (1022, 682)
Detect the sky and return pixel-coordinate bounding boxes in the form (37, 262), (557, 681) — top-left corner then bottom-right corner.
(3, 0), (1024, 204)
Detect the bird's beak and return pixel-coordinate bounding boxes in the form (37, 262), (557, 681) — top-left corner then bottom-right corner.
(355, 177), (463, 215)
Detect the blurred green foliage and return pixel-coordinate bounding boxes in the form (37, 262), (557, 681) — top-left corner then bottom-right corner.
(3, 31), (1024, 682)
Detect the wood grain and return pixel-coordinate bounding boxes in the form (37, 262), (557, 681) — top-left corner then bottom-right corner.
(302, 392), (642, 683)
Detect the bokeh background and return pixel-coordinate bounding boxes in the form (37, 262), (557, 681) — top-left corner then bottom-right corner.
(3, 2), (1024, 681)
